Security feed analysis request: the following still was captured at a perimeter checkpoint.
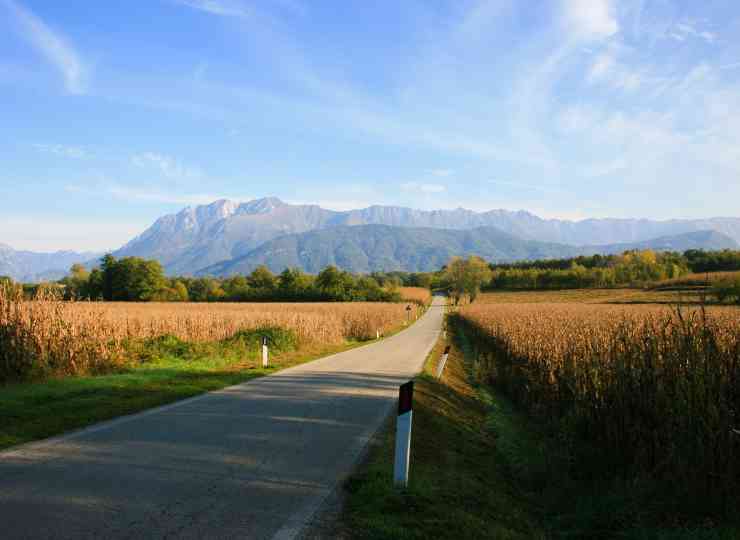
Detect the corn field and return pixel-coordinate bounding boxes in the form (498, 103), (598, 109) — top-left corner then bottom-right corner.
(0, 287), (409, 382)
(453, 302), (740, 510)
(399, 287), (432, 306)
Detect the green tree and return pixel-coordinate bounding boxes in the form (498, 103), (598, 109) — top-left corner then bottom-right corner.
(222, 276), (250, 298)
(462, 256), (493, 303)
(278, 268), (311, 298)
(248, 266), (276, 292)
(188, 277), (220, 302)
(100, 254), (117, 301)
(316, 266), (355, 300)
(84, 268), (104, 299)
(173, 281), (190, 302)
(444, 256), (492, 304)
(96, 256), (167, 301)
(444, 257), (467, 305)
(60, 263), (91, 299)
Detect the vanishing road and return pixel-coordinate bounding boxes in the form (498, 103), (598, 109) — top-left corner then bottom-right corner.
(0, 296), (445, 540)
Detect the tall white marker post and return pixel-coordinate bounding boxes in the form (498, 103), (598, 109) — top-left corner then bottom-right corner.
(262, 336), (269, 368)
(394, 381), (414, 488)
(436, 345), (451, 379)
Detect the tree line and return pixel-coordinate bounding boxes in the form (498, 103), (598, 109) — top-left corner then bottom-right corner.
(5, 248), (739, 304)
(486, 249), (740, 290)
(52, 255), (410, 303)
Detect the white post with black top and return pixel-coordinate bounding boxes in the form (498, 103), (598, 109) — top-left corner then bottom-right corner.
(262, 336), (269, 368)
(394, 381), (414, 488)
(436, 345), (451, 379)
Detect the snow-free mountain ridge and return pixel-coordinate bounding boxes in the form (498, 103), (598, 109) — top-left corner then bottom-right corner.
(115, 197), (740, 275)
(0, 244), (103, 282)
(200, 227), (738, 276)
(3, 198), (740, 280)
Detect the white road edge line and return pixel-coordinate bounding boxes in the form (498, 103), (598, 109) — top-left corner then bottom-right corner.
(270, 323), (442, 540)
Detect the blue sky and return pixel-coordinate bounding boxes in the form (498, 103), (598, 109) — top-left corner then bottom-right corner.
(2, 0), (740, 251)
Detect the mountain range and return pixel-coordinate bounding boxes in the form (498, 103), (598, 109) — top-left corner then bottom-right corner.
(200, 227), (738, 276)
(0, 244), (102, 283)
(2, 197), (739, 281)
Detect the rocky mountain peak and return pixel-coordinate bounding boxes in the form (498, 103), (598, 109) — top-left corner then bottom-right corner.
(237, 197), (286, 215)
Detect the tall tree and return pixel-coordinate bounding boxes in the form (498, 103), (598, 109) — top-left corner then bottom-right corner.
(100, 254), (117, 301)
(462, 256), (492, 303)
(248, 266), (276, 291)
(444, 257), (467, 305)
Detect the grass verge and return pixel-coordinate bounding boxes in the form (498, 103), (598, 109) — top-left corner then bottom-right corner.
(339, 330), (543, 539)
(0, 332), (374, 451)
(340, 322), (740, 540)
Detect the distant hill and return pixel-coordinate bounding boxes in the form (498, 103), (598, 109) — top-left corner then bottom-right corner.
(0, 244), (103, 282)
(590, 230), (739, 255)
(115, 198), (740, 275)
(5, 197), (740, 280)
(199, 225), (739, 276)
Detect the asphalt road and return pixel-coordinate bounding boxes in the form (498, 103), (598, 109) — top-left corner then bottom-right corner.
(0, 296), (444, 540)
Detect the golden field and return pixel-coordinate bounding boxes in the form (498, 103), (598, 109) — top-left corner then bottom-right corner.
(0, 287), (411, 381)
(399, 286), (432, 306)
(453, 301), (740, 507)
(473, 288), (704, 304)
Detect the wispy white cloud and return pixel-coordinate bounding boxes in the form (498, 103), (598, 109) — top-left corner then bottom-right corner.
(131, 152), (202, 179)
(670, 21), (716, 44)
(173, 0), (250, 18)
(588, 53), (615, 82)
(400, 182), (446, 194)
(107, 185), (239, 205)
(488, 179), (565, 194)
(2, 0), (88, 93)
(428, 169), (454, 177)
(562, 0), (619, 40)
(33, 143), (89, 159)
(66, 183), (247, 206)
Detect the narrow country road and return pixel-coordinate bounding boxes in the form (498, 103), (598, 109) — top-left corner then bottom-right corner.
(0, 296), (445, 540)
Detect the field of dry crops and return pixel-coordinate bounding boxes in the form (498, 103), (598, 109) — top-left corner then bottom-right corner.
(474, 289), (702, 304)
(399, 287), (432, 306)
(651, 270), (740, 289)
(453, 302), (740, 509)
(0, 288), (411, 382)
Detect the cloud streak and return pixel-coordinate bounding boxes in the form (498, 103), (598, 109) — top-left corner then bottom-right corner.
(173, 0), (250, 18)
(131, 152), (202, 179)
(2, 0), (88, 93)
(400, 182), (446, 194)
(66, 183), (248, 206)
(562, 0), (618, 40)
(33, 143), (89, 159)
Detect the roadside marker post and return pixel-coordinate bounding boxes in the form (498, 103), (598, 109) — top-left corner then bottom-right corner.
(394, 381), (414, 488)
(262, 336), (269, 368)
(436, 346), (451, 379)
